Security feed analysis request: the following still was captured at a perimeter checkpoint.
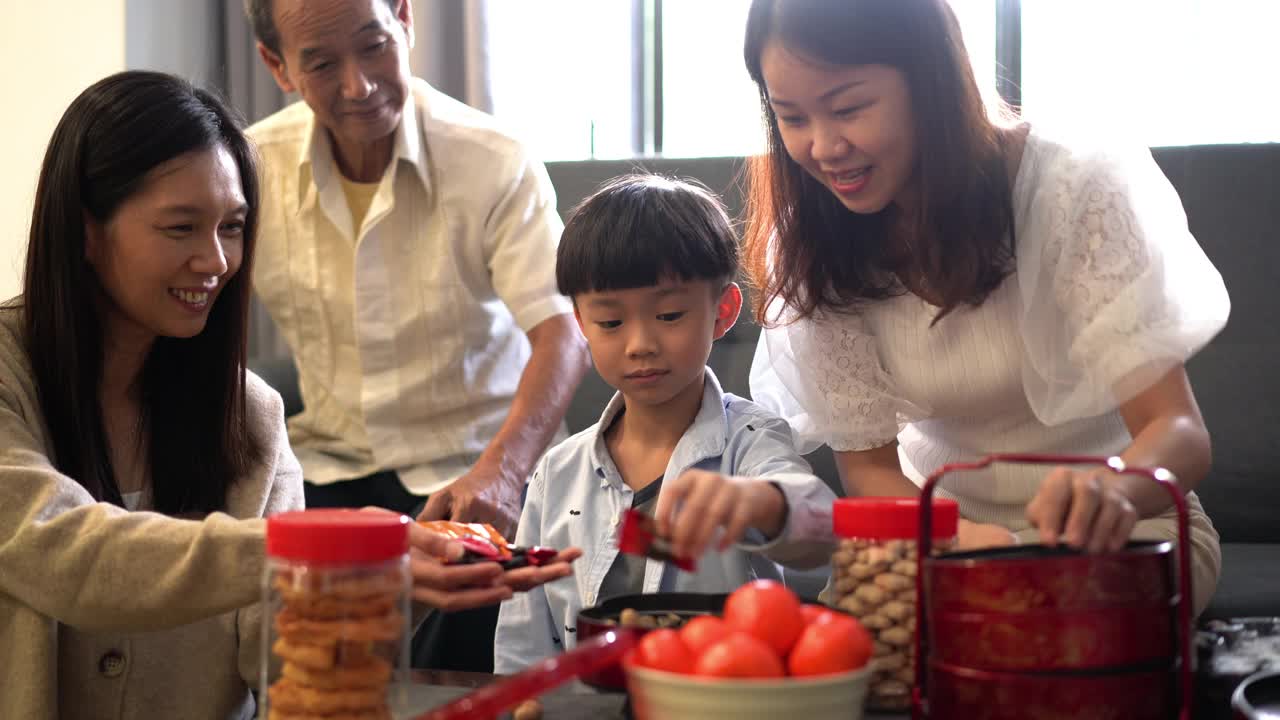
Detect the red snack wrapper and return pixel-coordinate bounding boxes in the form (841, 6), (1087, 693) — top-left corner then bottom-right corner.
(418, 520), (559, 570)
(617, 509), (696, 572)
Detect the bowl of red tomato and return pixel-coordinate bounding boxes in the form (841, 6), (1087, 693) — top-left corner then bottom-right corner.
(575, 591), (727, 690)
(620, 580), (872, 720)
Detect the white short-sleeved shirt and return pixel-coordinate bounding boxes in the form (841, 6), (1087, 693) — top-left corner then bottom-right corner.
(249, 79), (572, 494)
(751, 126), (1230, 526)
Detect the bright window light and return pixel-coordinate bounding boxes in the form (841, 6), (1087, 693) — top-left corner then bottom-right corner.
(661, 0), (999, 158)
(1021, 0), (1280, 146)
(485, 1), (635, 160)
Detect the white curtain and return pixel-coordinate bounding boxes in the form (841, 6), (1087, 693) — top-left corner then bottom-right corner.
(411, 0), (493, 112)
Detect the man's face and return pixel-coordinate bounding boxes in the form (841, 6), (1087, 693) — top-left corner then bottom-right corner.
(260, 0), (413, 150)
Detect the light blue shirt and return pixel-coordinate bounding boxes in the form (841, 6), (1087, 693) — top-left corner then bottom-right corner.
(494, 368), (836, 673)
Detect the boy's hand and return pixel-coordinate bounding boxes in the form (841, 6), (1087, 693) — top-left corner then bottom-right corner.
(654, 470), (786, 560)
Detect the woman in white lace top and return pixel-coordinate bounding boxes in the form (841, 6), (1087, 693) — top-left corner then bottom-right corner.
(741, 0), (1227, 613)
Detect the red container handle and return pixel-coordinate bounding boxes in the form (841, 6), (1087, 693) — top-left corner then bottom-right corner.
(910, 454), (1193, 720)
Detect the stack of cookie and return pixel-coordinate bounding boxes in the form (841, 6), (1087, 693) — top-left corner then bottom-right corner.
(267, 572), (404, 720)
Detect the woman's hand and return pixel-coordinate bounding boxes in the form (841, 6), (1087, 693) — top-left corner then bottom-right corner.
(360, 509), (580, 611)
(499, 548), (582, 592)
(956, 518), (1017, 551)
(1025, 467), (1138, 553)
(654, 470), (786, 560)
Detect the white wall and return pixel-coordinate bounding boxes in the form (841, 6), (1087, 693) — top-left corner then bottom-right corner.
(0, 2), (127, 300)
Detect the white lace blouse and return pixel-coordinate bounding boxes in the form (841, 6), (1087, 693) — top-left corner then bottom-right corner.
(750, 127), (1231, 527)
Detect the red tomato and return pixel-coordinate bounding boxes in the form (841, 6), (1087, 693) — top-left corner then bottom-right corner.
(722, 580), (805, 656)
(694, 632), (786, 679)
(630, 628), (695, 674)
(787, 614), (874, 677)
(678, 615), (732, 657)
(799, 604), (841, 626)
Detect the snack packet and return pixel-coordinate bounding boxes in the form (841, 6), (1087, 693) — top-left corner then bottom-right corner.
(616, 509), (696, 572)
(418, 520), (558, 569)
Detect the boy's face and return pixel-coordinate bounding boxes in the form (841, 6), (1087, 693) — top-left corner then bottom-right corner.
(575, 279), (741, 409)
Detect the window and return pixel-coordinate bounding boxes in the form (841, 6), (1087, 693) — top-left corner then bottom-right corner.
(661, 0), (996, 158)
(484, 1), (636, 160)
(660, 2), (763, 158)
(1020, 0), (1280, 146)
(488, 1), (997, 161)
(486, 1), (1279, 160)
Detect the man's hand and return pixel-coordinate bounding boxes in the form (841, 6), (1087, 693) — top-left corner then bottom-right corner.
(1025, 467), (1138, 554)
(418, 313), (588, 540)
(418, 463), (523, 539)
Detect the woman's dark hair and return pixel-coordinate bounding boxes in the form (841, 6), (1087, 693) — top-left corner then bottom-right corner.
(742, 0), (1016, 324)
(557, 173), (739, 297)
(21, 70), (262, 515)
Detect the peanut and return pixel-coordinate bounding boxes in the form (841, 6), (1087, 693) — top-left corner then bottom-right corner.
(880, 600), (912, 621)
(871, 652), (906, 672)
(864, 547), (893, 566)
(848, 563), (878, 580)
(834, 576), (860, 594)
(873, 573), (913, 592)
(860, 613), (892, 630)
(891, 560), (918, 577)
(874, 679), (911, 699)
(837, 595), (868, 616)
(880, 626), (912, 647)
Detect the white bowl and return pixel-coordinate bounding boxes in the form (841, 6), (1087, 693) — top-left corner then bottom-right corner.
(624, 663), (870, 720)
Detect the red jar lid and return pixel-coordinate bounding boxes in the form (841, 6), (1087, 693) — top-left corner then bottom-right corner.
(267, 509), (409, 564)
(833, 497), (959, 539)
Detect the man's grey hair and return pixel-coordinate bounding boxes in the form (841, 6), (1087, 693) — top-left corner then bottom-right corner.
(244, 0), (399, 56)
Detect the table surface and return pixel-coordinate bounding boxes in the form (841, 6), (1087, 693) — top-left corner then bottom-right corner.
(398, 670), (909, 719)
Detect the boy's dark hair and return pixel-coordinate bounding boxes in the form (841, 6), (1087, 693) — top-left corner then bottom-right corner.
(556, 174), (739, 298)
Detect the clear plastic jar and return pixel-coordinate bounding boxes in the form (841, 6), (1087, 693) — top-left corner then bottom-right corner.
(827, 497), (958, 711)
(261, 510), (411, 720)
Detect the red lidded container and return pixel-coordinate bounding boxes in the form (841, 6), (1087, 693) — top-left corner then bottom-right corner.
(827, 497), (958, 711)
(260, 510), (412, 720)
(913, 454), (1193, 720)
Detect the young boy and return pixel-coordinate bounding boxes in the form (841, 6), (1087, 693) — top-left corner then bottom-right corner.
(493, 174), (836, 673)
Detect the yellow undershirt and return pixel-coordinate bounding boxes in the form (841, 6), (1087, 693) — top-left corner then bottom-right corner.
(338, 174), (381, 238)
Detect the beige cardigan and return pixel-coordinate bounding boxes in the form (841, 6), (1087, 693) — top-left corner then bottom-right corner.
(0, 308), (305, 720)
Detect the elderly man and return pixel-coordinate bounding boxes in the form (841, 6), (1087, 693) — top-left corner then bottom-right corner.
(245, 0), (589, 671)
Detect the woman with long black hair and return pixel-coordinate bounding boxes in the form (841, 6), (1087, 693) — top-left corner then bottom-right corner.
(0, 70), (576, 719)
